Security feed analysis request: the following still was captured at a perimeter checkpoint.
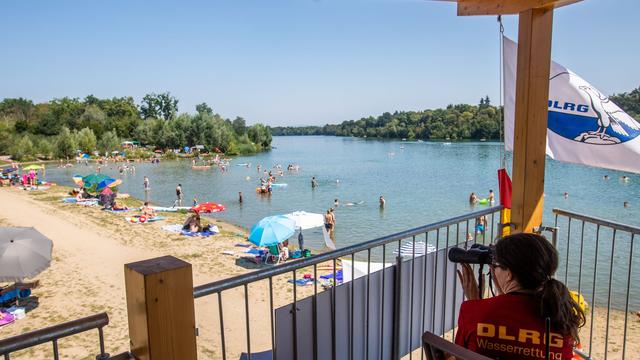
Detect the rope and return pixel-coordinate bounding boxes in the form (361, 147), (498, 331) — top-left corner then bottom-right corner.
(497, 15), (507, 171)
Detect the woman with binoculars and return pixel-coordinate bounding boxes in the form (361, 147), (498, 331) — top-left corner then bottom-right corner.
(455, 233), (585, 360)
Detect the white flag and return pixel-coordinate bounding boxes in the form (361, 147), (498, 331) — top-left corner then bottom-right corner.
(503, 36), (640, 174)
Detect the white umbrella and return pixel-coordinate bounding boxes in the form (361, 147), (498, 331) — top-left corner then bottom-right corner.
(0, 227), (53, 282)
(284, 211), (325, 230)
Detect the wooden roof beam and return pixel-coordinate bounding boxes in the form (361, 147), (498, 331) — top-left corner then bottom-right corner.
(452, 0), (582, 16)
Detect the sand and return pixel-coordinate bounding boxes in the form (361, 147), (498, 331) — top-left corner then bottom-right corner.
(0, 187), (638, 359)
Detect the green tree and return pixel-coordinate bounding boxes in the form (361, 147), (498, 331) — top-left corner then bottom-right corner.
(196, 102), (213, 116)
(35, 138), (54, 159)
(10, 135), (35, 161)
(232, 116), (246, 135)
(56, 127), (77, 159)
(76, 127), (97, 153)
(140, 92), (178, 120)
(98, 130), (120, 154)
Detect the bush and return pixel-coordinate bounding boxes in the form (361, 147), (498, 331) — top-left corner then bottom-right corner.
(10, 135), (36, 161)
(237, 143), (257, 154)
(124, 148), (153, 159)
(162, 151), (177, 160)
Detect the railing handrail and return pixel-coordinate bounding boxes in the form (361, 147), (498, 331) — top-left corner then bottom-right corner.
(0, 312), (109, 355)
(193, 205), (502, 297)
(553, 208), (640, 235)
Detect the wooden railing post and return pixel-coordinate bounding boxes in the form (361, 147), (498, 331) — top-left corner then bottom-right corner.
(124, 256), (197, 360)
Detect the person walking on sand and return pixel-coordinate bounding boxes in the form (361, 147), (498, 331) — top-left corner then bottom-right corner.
(298, 228), (304, 251)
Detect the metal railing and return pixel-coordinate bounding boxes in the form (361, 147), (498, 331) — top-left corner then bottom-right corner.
(193, 206), (503, 360)
(0, 312), (118, 360)
(552, 208), (639, 360)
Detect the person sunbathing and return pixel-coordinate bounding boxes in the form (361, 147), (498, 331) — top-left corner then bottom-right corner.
(112, 201), (129, 211)
(140, 202), (156, 218)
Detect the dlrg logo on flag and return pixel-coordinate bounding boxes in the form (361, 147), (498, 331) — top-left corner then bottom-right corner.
(503, 36), (640, 173)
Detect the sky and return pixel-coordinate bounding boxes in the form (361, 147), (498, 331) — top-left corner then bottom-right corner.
(1, 0), (638, 126)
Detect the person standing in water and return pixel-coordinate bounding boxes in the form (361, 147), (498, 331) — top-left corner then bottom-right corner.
(239, 191), (243, 204)
(469, 192), (478, 205)
(311, 176), (318, 189)
(324, 210), (333, 231)
(488, 189), (495, 203)
(143, 176), (150, 201)
(334, 199), (339, 207)
(175, 184), (183, 206)
(379, 196), (385, 208)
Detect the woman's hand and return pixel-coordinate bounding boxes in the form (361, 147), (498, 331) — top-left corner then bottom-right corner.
(457, 263), (484, 301)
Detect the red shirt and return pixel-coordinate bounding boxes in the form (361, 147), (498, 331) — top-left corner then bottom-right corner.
(455, 293), (574, 360)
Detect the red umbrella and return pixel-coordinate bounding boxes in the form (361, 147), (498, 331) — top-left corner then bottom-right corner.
(101, 187), (113, 195)
(191, 202), (225, 213)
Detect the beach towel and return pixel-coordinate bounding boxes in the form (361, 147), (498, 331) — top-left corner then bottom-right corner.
(103, 208), (130, 213)
(162, 224), (220, 236)
(181, 229), (216, 237)
(287, 278), (315, 286)
(320, 269), (343, 282)
(244, 248), (265, 255)
(124, 216), (165, 224)
(161, 224), (184, 233)
(0, 311), (15, 327)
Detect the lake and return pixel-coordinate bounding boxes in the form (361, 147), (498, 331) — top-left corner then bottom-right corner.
(44, 136), (640, 308)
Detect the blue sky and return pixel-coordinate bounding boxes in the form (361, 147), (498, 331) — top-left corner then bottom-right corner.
(1, 0), (638, 126)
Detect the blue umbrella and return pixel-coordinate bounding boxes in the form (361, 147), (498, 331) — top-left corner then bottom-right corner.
(2, 168), (17, 174)
(248, 215), (296, 247)
(96, 178), (121, 192)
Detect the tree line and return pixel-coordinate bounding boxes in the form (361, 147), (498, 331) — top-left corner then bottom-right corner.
(271, 87), (640, 140)
(0, 92), (272, 161)
(271, 96), (501, 140)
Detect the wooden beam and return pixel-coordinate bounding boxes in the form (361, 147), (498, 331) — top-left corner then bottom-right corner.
(125, 256), (198, 360)
(455, 0), (581, 16)
(510, 7), (554, 233)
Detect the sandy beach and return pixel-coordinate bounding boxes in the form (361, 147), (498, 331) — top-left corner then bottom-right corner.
(0, 186), (637, 359)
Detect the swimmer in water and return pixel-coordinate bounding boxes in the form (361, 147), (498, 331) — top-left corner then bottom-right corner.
(603, 175), (609, 180)
(563, 192), (569, 199)
(622, 175), (630, 182)
(343, 201), (365, 206)
(624, 201), (630, 208)
(334, 199), (339, 207)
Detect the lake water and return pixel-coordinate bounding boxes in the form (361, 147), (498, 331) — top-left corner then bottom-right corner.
(44, 136), (639, 308)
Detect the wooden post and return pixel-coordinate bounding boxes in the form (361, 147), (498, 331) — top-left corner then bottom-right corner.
(125, 256), (198, 360)
(510, 7), (554, 233)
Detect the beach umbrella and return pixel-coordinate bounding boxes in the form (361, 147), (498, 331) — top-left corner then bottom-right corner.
(0, 227), (53, 282)
(248, 215), (296, 247)
(22, 165), (43, 171)
(192, 202), (225, 213)
(81, 173), (112, 187)
(72, 174), (84, 186)
(100, 187), (113, 195)
(284, 211), (325, 230)
(96, 178), (122, 192)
